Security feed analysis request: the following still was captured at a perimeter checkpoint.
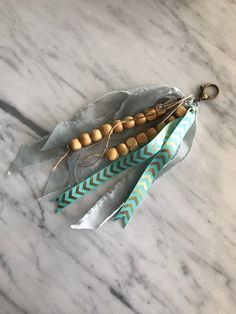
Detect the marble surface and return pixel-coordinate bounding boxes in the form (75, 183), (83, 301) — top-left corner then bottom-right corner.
(0, 0), (236, 313)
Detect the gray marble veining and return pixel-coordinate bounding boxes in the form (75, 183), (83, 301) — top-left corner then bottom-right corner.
(0, 0), (236, 313)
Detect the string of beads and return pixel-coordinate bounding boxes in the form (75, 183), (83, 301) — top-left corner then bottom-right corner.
(69, 103), (187, 153)
(105, 105), (187, 161)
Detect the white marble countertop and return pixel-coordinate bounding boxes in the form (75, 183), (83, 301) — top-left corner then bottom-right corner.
(0, 1), (236, 313)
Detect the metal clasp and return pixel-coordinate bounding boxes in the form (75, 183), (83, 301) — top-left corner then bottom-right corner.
(198, 83), (219, 101)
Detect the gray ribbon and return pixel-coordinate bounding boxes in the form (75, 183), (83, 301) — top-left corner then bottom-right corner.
(9, 86), (185, 200)
(9, 85), (197, 230)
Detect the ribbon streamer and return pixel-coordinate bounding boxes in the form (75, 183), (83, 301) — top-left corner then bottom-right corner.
(54, 117), (181, 212)
(53, 107), (196, 227)
(70, 121), (196, 230)
(115, 107), (196, 225)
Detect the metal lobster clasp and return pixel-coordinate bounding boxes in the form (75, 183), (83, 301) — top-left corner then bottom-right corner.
(198, 83), (219, 101)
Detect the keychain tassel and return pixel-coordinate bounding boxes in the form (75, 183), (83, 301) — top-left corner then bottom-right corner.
(52, 83), (219, 229)
(10, 82), (219, 230)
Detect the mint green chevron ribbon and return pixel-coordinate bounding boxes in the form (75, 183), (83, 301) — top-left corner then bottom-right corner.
(115, 107), (196, 226)
(53, 117), (184, 213)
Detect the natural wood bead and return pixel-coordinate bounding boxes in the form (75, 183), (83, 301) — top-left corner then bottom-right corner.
(105, 147), (119, 161)
(90, 129), (102, 142)
(136, 132), (148, 145)
(80, 133), (92, 146)
(155, 106), (167, 117)
(175, 105), (187, 117)
(69, 138), (82, 151)
(166, 115), (176, 123)
(156, 121), (166, 133)
(101, 124), (113, 137)
(144, 107), (157, 121)
(123, 116), (135, 129)
(112, 120), (124, 133)
(134, 113), (146, 125)
(117, 143), (129, 156)
(146, 127), (157, 140)
(126, 137), (138, 151)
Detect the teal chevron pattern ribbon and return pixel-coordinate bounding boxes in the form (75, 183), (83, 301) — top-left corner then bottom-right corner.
(53, 118), (182, 212)
(115, 107), (196, 225)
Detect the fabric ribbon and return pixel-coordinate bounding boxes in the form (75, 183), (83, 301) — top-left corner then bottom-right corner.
(9, 85), (185, 202)
(115, 107), (196, 226)
(53, 107), (196, 226)
(53, 118), (180, 211)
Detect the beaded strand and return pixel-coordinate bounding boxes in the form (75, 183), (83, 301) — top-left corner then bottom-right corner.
(69, 104), (187, 152)
(105, 105), (187, 161)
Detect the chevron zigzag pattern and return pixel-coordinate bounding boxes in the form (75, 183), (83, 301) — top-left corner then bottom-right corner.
(115, 108), (196, 226)
(54, 118), (182, 212)
(55, 144), (155, 212)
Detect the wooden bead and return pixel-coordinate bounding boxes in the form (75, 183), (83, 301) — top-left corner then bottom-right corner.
(166, 115), (176, 123)
(155, 106), (167, 117)
(123, 116), (135, 129)
(69, 138), (82, 151)
(90, 129), (102, 142)
(112, 120), (124, 133)
(146, 127), (157, 140)
(101, 124), (113, 137)
(126, 137), (138, 151)
(144, 108), (157, 121)
(156, 121), (166, 133)
(175, 105), (187, 117)
(105, 147), (119, 161)
(134, 113), (146, 125)
(136, 132), (148, 145)
(80, 133), (92, 146)
(117, 143), (129, 156)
